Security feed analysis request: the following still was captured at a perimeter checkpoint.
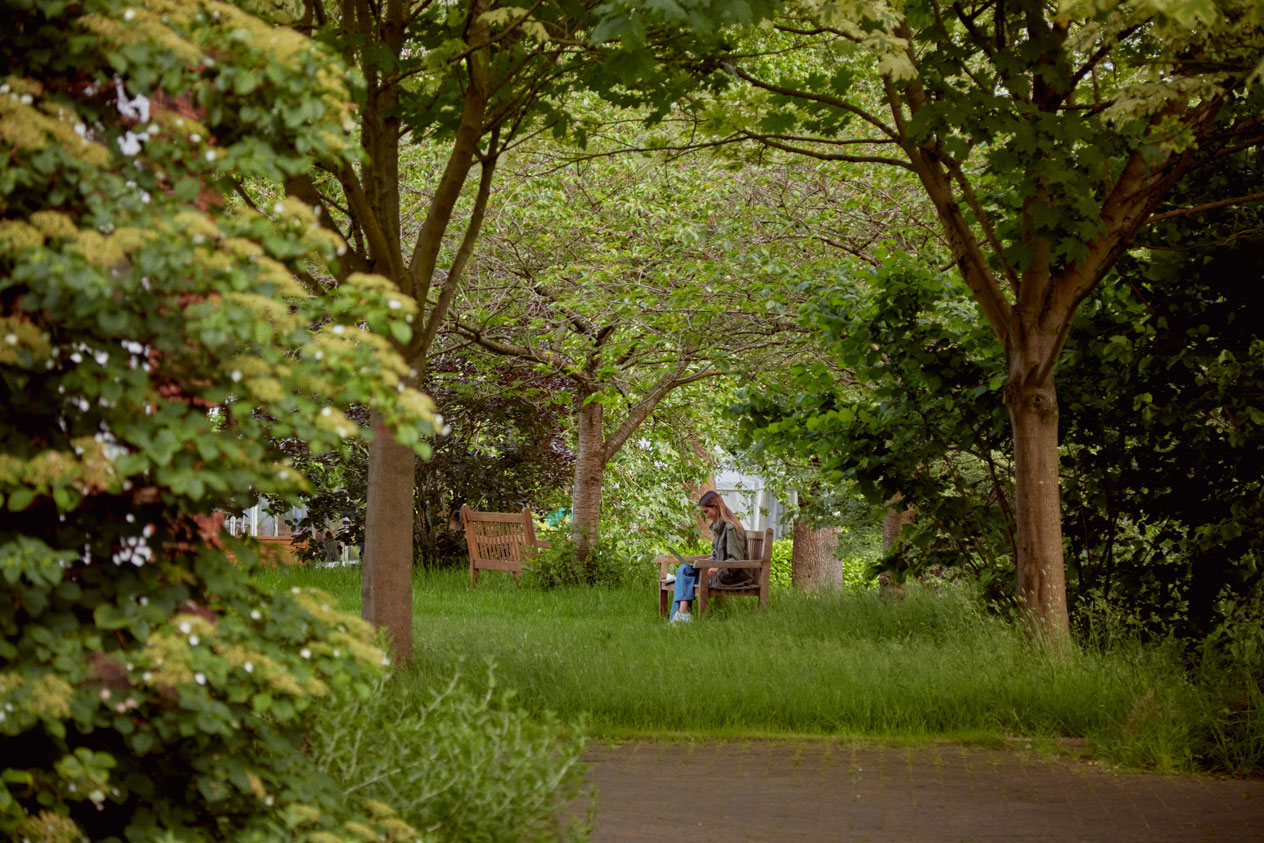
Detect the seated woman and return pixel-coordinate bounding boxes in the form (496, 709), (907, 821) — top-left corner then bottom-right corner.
(668, 490), (751, 623)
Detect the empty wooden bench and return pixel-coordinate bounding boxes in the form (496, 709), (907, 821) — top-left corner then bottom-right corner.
(657, 528), (773, 616)
(461, 505), (550, 586)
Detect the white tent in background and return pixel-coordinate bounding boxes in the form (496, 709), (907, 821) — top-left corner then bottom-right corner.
(713, 469), (794, 541)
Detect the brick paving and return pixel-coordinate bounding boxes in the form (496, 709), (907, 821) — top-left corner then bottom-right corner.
(577, 740), (1264, 842)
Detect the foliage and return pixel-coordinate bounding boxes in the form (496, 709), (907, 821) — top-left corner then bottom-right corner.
(767, 536), (874, 589)
(1059, 150), (1264, 638)
(1191, 595), (1264, 774)
(674, 0), (1264, 638)
(733, 256), (1015, 580)
(521, 532), (642, 589)
(271, 355), (574, 567)
(308, 664), (592, 843)
(734, 187), (1264, 638)
(1, 0), (435, 838)
(453, 132), (816, 553)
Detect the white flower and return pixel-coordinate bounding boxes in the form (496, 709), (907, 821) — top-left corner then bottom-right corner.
(332, 324), (345, 335)
(123, 8), (134, 20)
(205, 149), (216, 162)
(250, 609), (262, 620)
(231, 370), (242, 382)
(194, 672), (206, 685)
(320, 407), (332, 417)
(179, 621), (191, 634)
(5, 334), (17, 346)
(272, 202), (284, 214)
(387, 299), (402, 310)
(188, 635), (199, 647)
(244, 661), (254, 673)
(190, 133), (201, 143)
(300, 648), (311, 659)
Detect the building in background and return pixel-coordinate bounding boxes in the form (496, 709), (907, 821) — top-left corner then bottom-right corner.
(713, 468), (794, 541)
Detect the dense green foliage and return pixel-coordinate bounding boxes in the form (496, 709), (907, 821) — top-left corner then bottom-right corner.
(0, 0), (437, 838)
(734, 221), (1264, 641)
(273, 357), (575, 566)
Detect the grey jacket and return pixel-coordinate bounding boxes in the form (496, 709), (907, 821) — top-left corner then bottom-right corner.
(710, 520), (754, 587)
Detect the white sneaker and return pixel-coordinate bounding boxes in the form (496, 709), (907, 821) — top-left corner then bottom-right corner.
(663, 573), (676, 585)
(669, 610), (692, 623)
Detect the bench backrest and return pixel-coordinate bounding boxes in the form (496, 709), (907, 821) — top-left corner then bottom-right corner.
(746, 530), (769, 563)
(461, 505), (544, 584)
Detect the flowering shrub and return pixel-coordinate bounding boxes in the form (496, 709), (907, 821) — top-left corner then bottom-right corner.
(1, 0), (435, 838)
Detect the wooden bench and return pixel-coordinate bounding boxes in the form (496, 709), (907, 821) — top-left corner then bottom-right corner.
(461, 505), (550, 586)
(657, 528), (773, 616)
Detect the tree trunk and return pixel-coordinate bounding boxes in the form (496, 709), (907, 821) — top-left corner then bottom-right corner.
(1004, 376), (1070, 643)
(571, 398), (606, 559)
(791, 518), (841, 591)
(363, 411), (415, 663)
(880, 494), (912, 597)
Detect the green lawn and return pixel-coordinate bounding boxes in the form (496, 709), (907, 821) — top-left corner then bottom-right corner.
(254, 564), (1204, 770)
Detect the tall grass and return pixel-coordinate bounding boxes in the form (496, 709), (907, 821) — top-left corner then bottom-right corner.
(255, 565), (1212, 772)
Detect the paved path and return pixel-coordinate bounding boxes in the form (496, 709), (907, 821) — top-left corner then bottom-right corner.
(578, 740), (1264, 842)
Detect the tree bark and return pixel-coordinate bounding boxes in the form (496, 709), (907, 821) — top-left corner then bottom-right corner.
(571, 397), (606, 559)
(880, 494), (912, 597)
(363, 411), (415, 662)
(1004, 375), (1070, 642)
(790, 518), (841, 591)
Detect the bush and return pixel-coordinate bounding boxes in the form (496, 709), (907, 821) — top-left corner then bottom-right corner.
(1, 0), (435, 837)
(308, 663), (592, 843)
(1191, 597), (1264, 774)
(521, 534), (641, 589)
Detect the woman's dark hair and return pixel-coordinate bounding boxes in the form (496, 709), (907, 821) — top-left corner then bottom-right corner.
(698, 490), (746, 537)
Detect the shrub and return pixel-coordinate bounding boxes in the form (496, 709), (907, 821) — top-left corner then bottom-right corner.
(1, 0), (435, 837)
(308, 663), (592, 843)
(521, 534), (640, 589)
(1191, 597), (1264, 774)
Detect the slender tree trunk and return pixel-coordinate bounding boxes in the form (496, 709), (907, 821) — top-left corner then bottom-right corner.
(790, 518), (840, 591)
(363, 411), (415, 662)
(880, 494), (912, 597)
(1004, 373), (1070, 643)
(571, 398), (606, 558)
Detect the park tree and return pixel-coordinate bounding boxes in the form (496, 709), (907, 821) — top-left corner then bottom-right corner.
(450, 141), (810, 556)
(657, 0), (1264, 641)
(734, 140), (1264, 638)
(1, 0), (435, 837)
